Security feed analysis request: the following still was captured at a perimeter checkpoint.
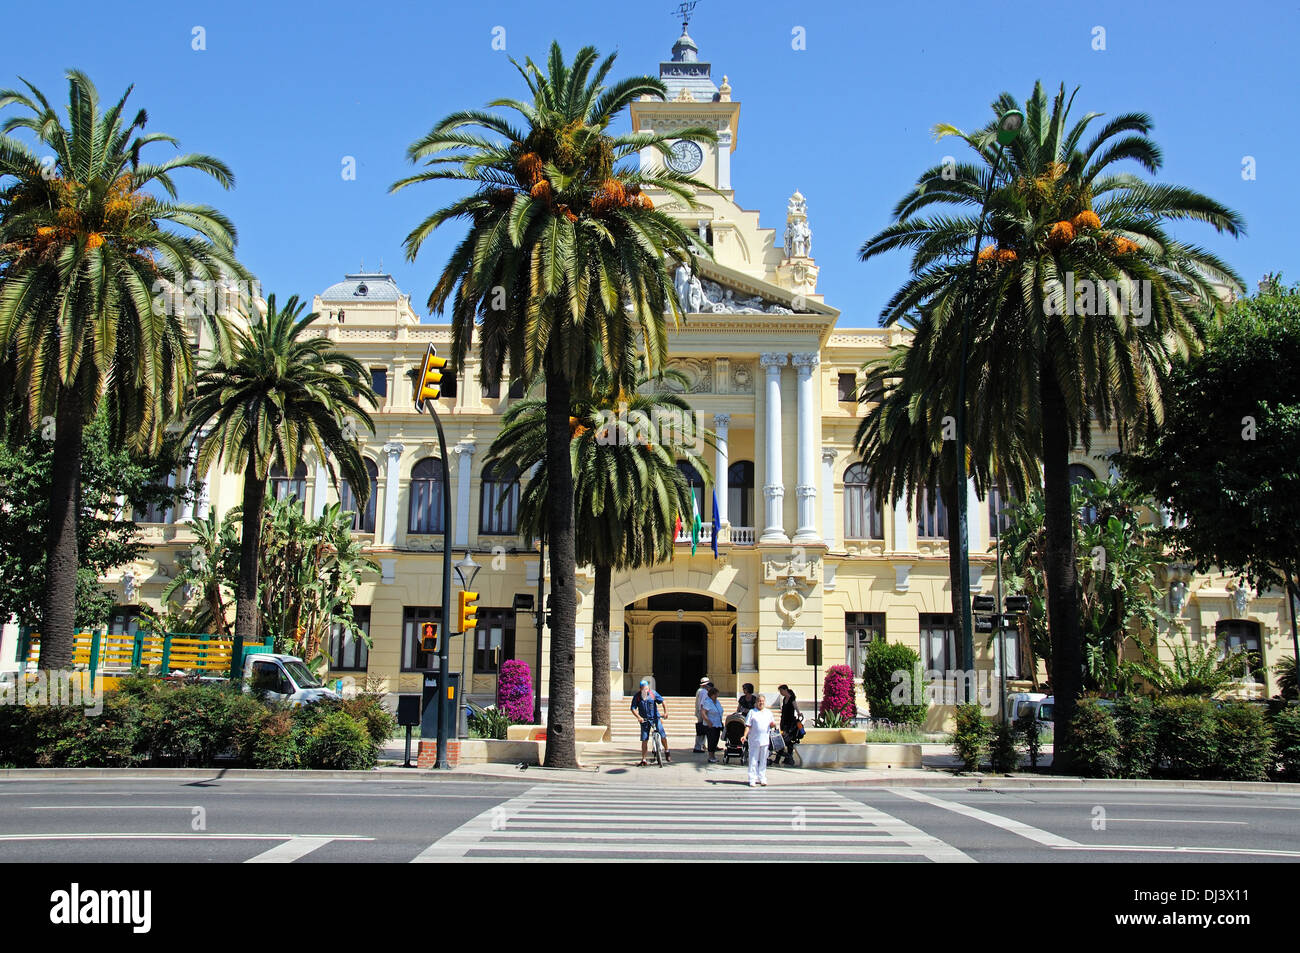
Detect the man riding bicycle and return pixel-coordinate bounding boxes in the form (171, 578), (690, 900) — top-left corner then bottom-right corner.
(631, 679), (671, 765)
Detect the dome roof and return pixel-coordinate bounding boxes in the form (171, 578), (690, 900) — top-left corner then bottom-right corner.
(320, 272), (403, 302)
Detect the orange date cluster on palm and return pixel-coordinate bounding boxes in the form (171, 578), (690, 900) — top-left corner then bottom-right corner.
(977, 244), (1018, 265)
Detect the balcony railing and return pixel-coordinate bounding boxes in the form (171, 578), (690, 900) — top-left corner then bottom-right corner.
(673, 523), (756, 546)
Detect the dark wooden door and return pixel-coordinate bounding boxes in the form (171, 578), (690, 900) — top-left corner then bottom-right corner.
(653, 621), (708, 695)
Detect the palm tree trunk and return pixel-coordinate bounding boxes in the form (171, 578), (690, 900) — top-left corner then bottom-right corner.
(38, 384), (86, 670)
(235, 457), (266, 657)
(1040, 372), (1082, 774)
(592, 563), (612, 732)
(543, 359), (578, 768)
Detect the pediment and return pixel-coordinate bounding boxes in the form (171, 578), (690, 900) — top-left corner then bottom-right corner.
(671, 261), (818, 316)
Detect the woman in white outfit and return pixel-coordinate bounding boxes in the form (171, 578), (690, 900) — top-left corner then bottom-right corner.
(741, 694), (774, 787)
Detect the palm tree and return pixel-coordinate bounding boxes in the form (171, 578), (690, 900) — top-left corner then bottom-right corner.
(180, 295), (375, 662)
(854, 314), (1041, 655)
(860, 81), (1244, 770)
(0, 71), (243, 668)
(392, 42), (714, 767)
(486, 369), (710, 730)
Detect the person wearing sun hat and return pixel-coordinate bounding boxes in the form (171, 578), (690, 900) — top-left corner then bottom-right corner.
(694, 676), (713, 752)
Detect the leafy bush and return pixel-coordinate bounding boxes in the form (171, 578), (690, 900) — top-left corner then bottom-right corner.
(343, 694), (397, 752)
(1069, 699), (1120, 778)
(247, 709), (302, 769)
(1213, 703), (1273, 782)
(302, 709), (376, 770)
(950, 704), (990, 772)
(136, 682), (248, 766)
(469, 706), (513, 740)
(1014, 711), (1042, 769)
(1113, 695), (1158, 778)
(989, 721), (1020, 773)
(1154, 696), (1218, 779)
(496, 660), (534, 723)
(813, 708), (849, 729)
(819, 665), (857, 722)
(1272, 706), (1300, 780)
(861, 640), (926, 725)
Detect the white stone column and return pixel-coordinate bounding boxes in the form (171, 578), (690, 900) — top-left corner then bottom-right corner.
(893, 496), (913, 551)
(822, 448), (838, 549)
(760, 352), (789, 544)
(312, 461), (329, 519)
(453, 442), (475, 547)
(967, 478), (984, 555)
(713, 414), (730, 527)
(382, 442), (403, 546)
(793, 352), (820, 543)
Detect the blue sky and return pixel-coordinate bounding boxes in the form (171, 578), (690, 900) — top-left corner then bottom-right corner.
(4, 0), (1296, 327)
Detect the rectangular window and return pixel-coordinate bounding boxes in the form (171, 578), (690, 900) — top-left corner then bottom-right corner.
(474, 608), (516, 674)
(921, 613), (958, 673)
(992, 625), (1019, 680)
(507, 378), (526, 399)
(845, 612), (885, 676)
(402, 606), (443, 671)
(917, 490), (948, 539)
(481, 377), (501, 400)
(837, 372), (858, 402)
(370, 368), (388, 398)
(330, 606), (371, 671)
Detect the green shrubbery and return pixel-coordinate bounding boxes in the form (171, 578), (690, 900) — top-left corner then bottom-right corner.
(1063, 696), (1283, 781)
(0, 680), (392, 770)
(861, 640), (927, 725)
(1070, 699), (1120, 778)
(989, 721), (1019, 773)
(950, 704), (990, 772)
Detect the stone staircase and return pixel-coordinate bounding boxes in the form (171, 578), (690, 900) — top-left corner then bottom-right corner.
(575, 696), (702, 761)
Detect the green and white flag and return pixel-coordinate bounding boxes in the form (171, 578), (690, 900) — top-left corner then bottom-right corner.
(691, 493), (702, 556)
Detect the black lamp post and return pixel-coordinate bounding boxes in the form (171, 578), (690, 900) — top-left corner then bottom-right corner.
(954, 108), (1023, 702)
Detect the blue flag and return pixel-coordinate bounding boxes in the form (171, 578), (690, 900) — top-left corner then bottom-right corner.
(711, 490), (720, 559)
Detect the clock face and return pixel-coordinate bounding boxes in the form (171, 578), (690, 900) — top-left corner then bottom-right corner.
(665, 139), (704, 174)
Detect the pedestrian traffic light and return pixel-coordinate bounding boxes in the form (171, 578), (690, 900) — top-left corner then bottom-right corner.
(420, 622), (438, 652)
(972, 594), (997, 614)
(413, 343), (448, 412)
(1005, 595), (1030, 615)
(458, 590), (479, 633)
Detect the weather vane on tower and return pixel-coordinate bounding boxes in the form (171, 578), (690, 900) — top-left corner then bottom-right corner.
(674, 0), (700, 30)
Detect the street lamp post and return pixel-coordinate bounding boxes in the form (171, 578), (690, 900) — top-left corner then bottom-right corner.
(455, 550), (481, 738)
(954, 108), (1023, 703)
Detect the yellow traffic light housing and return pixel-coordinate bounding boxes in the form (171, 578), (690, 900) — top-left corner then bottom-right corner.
(457, 590), (479, 633)
(420, 621), (438, 653)
(413, 343), (448, 412)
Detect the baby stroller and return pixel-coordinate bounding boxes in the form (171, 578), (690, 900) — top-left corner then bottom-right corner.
(723, 713), (747, 764)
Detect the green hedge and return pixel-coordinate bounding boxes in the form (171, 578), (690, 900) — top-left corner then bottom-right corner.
(950, 704), (990, 772)
(861, 639), (927, 725)
(1112, 695), (1158, 779)
(0, 680), (390, 770)
(1070, 699), (1120, 778)
(1154, 697), (1218, 780)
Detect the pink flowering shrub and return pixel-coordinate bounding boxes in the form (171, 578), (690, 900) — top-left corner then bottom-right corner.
(496, 660), (533, 723)
(820, 665), (857, 721)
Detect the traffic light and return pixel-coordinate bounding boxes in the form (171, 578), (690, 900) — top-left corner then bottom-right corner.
(420, 622), (438, 652)
(457, 590), (479, 634)
(972, 594), (997, 614)
(413, 343), (448, 412)
(1005, 594), (1030, 615)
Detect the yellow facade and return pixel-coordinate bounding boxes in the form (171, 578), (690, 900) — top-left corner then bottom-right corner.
(95, 29), (1292, 714)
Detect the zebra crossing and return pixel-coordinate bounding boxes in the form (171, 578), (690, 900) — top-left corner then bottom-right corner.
(412, 784), (972, 862)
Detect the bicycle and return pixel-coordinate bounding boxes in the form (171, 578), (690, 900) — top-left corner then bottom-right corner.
(646, 715), (667, 767)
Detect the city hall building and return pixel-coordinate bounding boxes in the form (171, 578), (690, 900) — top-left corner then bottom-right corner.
(63, 30), (1294, 718)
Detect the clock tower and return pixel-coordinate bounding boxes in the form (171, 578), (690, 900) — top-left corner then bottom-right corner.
(629, 27), (740, 194)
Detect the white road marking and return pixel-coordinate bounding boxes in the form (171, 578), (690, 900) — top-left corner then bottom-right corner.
(414, 784), (973, 862)
(0, 832), (370, 842)
(890, 787), (1081, 847)
(1100, 818), (1248, 825)
(1054, 844), (1300, 858)
(244, 837), (337, 863)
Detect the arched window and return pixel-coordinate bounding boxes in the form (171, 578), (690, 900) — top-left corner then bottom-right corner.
(843, 463), (883, 539)
(727, 461), (754, 527)
(1070, 464), (1098, 525)
(340, 458), (380, 533)
(917, 487), (948, 539)
(408, 457), (446, 534)
(480, 462), (520, 535)
(677, 461), (705, 523)
(269, 462), (307, 503)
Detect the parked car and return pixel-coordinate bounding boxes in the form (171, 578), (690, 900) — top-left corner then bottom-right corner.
(1006, 691), (1046, 722)
(1024, 695), (1115, 735)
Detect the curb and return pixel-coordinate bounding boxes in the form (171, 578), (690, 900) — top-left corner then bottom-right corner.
(3, 766), (1299, 793)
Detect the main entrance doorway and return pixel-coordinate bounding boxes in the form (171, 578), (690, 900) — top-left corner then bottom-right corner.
(652, 621), (707, 696)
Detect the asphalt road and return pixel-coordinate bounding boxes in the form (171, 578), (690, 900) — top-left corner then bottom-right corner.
(2, 776), (1298, 863)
